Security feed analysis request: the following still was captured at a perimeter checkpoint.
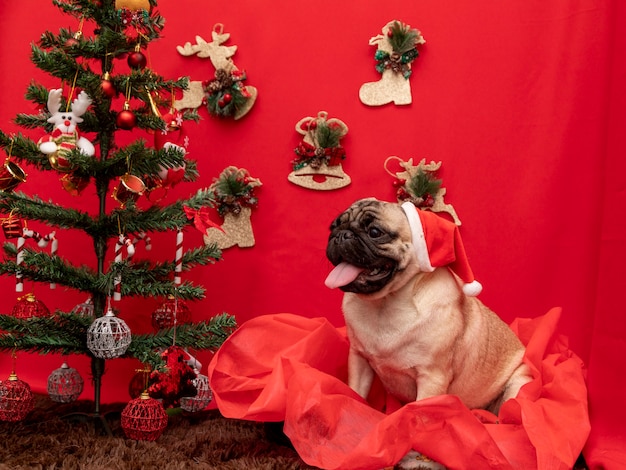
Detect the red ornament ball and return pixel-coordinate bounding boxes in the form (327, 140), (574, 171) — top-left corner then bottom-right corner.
(151, 297), (191, 331)
(64, 37), (79, 48)
(0, 374), (34, 422)
(47, 363), (84, 403)
(12, 293), (51, 319)
(101, 76), (116, 98)
(127, 51), (147, 70)
(121, 392), (168, 441)
(116, 109), (137, 130)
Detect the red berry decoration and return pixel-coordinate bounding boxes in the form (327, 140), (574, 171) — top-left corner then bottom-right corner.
(117, 104), (136, 130)
(223, 93), (232, 104)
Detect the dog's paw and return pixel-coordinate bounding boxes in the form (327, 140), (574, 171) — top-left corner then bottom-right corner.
(393, 450), (447, 470)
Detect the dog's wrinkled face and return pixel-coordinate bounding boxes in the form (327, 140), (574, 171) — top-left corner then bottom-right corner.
(325, 198), (417, 295)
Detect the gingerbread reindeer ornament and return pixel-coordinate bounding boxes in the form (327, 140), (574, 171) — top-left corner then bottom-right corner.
(175, 24), (257, 120)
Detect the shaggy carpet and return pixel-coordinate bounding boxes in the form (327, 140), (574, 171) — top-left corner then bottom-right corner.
(0, 395), (319, 470)
(0, 395), (591, 469)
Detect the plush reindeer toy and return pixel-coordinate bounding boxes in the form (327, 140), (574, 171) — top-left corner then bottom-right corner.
(38, 88), (95, 172)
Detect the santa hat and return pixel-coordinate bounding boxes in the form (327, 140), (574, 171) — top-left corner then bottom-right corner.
(400, 201), (483, 296)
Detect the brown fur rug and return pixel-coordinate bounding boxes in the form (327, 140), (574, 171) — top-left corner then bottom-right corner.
(0, 394), (319, 469)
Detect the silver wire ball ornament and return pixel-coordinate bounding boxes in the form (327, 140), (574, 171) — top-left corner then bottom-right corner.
(180, 370), (213, 412)
(47, 362), (84, 403)
(87, 308), (132, 359)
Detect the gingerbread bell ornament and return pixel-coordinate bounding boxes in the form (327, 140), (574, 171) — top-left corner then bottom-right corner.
(288, 111), (350, 191)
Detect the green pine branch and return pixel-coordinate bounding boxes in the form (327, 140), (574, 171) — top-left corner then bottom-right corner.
(128, 313), (237, 368)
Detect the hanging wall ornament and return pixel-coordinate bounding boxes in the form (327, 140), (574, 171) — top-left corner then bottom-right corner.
(385, 156), (461, 225)
(0, 372), (34, 422)
(203, 167), (261, 249)
(11, 293), (51, 319)
(38, 89), (95, 172)
(151, 295), (191, 331)
(359, 20), (425, 107)
(289, 111), (351, 191)
(86, 307), (132, 359)
(121, 391), (168, 441)
(47, 362), (84, 403)
(175, 24), (257, 120)
(180, 369), (213, 413)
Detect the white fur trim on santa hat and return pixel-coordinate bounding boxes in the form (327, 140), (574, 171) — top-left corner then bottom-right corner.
(401, 201), (434, 273)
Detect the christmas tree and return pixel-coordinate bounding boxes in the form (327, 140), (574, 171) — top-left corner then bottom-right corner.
(0, 0), (236, 423)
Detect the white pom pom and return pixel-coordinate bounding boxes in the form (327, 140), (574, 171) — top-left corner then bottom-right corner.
(463, 280), (483, 297)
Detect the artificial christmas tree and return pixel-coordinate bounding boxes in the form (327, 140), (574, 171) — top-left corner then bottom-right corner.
(0, 0), (236, 427)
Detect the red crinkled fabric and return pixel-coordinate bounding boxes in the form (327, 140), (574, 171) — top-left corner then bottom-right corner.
(208, 308), (590, 470)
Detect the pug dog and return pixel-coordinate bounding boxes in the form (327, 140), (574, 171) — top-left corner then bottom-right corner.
(325, 198), (532, 468)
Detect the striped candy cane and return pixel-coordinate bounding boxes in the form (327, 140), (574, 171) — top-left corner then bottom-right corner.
(16, 228), (48, 291)
(174, 228), (183, 285)
(113, 234), (136, 301)
(15, 235), (25, 292)
(132, 231), (152, 252)
(37, 231), (58, 289)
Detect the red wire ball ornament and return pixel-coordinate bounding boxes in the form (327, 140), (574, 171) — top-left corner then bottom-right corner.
(86, 308), (132, 359)
(11, 293), (51, 319)
(0, 373), (34, 422)
(47, 362), (84, 403)
(180, 371), (213, 413)
(121, 392), (168, 441)
(151, 296), (191, 331)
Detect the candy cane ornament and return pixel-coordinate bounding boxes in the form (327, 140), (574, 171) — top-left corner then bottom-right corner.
(132, 232), (152, 252)
(175, 228), (183, 285)
(16, 229), (59, 290)
(15, 235), (25, 293)
(38, 231), (58, 289)
(113, 234), (136, 301)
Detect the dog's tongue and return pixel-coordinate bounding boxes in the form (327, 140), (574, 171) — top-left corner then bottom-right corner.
(325, 262), (364, 289)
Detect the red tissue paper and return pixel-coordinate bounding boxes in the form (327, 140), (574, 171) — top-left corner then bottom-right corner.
(208, 308), (589, 470)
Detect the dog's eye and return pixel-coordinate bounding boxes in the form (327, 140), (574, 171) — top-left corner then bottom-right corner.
(368, 227), (383, 238)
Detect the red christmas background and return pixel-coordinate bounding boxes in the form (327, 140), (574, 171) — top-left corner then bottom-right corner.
(0, 1), (624, 468)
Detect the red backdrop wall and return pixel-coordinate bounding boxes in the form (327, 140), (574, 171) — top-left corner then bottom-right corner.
(0, 1), (624, 467)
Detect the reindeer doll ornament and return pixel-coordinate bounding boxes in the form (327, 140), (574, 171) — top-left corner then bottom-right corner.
(289, 111), (351, 191)
(38, 88), (95, 172)
(174, 24), (257, 120)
